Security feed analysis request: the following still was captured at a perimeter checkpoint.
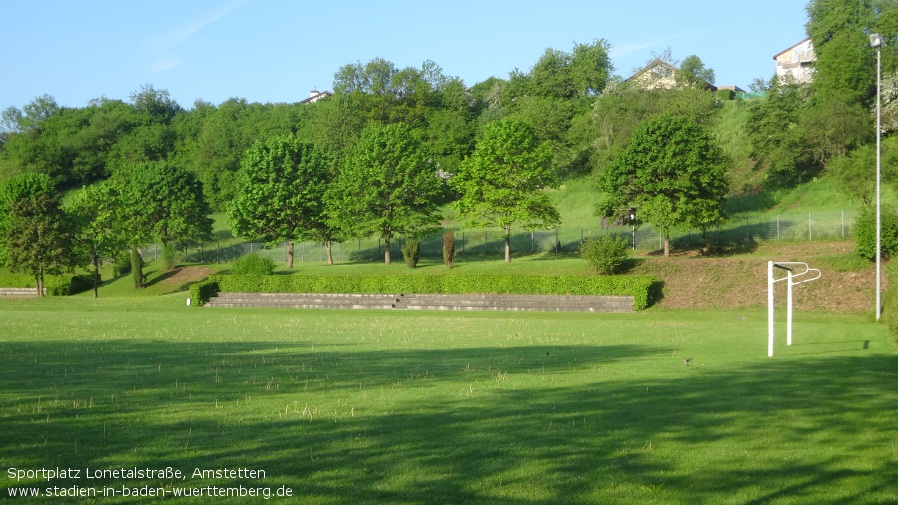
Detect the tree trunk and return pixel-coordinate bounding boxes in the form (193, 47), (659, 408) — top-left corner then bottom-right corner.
(325, 240), (334, 265)
(287, 240), (294, 268)
(384, 235), (392, 265)
(663, 235), (671, 257)
(37, 265), (45, 297)
(504, 226), (511, 263)
(92, 252), (100, 298)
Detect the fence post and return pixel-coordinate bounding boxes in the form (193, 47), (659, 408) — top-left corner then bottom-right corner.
(462, 231), (466, 253)
(531, 231), (534, 253)
(777, 215), (780, 241)
(842, 211), (845, 239)
(555, 227), (559, 253)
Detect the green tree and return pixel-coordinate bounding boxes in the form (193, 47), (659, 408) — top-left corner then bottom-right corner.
(831, 136), (898, 205)
(676, 55), (716, 88)
(597, 115), (730, 257)
(0, 173), (75, 295)
(451, 118), (560, 262)
(229, 136), (333, 268)
(745, 78), (815, 186)
(332, 122), (442, 264)
(70, 182), (127, 297)
(113, 162), (213, 281)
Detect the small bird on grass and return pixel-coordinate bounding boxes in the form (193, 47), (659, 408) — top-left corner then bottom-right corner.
(683, 358), (693, 367)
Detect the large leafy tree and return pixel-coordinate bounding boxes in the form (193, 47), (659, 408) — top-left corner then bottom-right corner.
(332, 122), (442, 264)
(0, 173), (75, 295)
(229, 135), (333, 268)
(597, 115), (730, 257)
(451, 118), (560, 262)
(113, 161), (213, 283)
(69, 182), (127, 297)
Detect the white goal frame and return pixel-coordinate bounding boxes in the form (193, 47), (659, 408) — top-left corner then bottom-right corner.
(767, 261), (821, 357)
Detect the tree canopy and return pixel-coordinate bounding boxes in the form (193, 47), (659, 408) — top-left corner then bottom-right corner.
(597, 115), (730, 257)
(451, 118), (560, 262)
(228, 135), (333, 268)
(331, 122), (442, 264)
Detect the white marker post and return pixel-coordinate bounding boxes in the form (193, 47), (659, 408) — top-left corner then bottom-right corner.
(767, 261), (821, 357)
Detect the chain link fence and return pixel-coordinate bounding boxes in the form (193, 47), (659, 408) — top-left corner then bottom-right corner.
(144, 210), (859, 265)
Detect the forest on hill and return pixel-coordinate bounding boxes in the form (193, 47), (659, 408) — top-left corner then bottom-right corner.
(0, 0), (896, 289)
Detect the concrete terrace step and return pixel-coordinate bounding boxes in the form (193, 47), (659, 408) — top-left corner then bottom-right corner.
(395, 294), (633, 313)
(205, 292), (401, 309)
(0, 287), (45, 297)
(203, 292), (634, 313)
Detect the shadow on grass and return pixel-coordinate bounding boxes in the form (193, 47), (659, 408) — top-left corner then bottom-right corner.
(0, 338), (895, 504)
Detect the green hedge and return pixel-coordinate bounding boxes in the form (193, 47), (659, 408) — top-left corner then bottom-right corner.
(205, 274), (658, 310)
(189, 279), (221, 307)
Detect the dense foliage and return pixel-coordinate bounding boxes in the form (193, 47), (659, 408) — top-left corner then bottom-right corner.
(451, 118), (560, 262)
(580, 235), (631, 275)
(230, 253), (276, 275)
(228, 136), (332, 268)
(597, 115), (730, 256)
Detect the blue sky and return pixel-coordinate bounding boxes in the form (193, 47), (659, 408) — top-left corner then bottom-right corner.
(2, 0), (810, 110)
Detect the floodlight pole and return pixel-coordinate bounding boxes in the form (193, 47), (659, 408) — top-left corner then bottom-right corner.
(872, 33), (883, 321)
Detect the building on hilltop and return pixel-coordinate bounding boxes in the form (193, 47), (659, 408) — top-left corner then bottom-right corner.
(625, 59), (717, 91)
(299, 90), (333, 104)
(773, 38), (815, 84)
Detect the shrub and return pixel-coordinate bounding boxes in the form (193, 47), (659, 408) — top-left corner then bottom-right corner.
(402, 239), (420, 268)
(68, 274), (94, 295)
(717, 89), (735, 101)
(231, 253), (276, 275)
(112, 251), (131, 277)
(189, 279), (220, 307)
(162, 244), (180, 271)
(854, 206), (898, 261)
(443, 230), (455, 268)
(580, 235), (631, 275)
(130, 249), (146, 288)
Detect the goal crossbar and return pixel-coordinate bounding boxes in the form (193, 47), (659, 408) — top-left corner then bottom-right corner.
(767, 261), (821, 357)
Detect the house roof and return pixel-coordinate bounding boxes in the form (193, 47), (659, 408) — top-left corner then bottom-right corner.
(299, 90), (333, 104)
(625, 58), (716, 91)
(625, 59), (679, 83)
(773, 38), (812, 60)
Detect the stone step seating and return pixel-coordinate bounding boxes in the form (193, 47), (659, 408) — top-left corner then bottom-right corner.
(205, 292), (402, 310)
(204, 292), (633, 313)
(395, 293), (633, 313)
(0, 287), (44, 297)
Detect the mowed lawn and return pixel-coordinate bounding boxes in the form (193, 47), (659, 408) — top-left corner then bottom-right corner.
(0, 296), (896, 504)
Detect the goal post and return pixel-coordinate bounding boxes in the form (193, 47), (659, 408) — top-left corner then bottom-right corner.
(767, 261), (821, 357)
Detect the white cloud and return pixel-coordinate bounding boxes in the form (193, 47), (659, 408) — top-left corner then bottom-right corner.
(142, 1), (243, 74)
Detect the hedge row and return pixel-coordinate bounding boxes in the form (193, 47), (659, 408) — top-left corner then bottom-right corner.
(196, 274), (659, 310)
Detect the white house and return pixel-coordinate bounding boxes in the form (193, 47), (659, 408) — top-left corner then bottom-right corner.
(773, 39), (816, 84)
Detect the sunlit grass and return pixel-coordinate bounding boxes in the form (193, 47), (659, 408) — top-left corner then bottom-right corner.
(1, 299), (895, 504)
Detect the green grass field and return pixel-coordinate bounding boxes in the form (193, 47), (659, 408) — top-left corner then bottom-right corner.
(1, 297), (896, 504)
